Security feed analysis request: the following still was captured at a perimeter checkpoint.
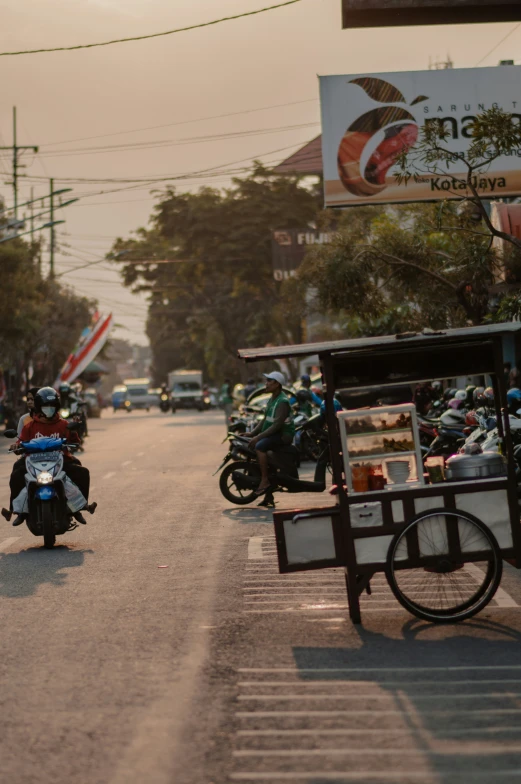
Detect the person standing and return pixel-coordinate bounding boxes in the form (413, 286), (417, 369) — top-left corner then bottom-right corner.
(220, 378), (234, 433)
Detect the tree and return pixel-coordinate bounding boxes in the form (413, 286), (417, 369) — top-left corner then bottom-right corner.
(299, 108), (521, 334)
(396, 107), (521, 251)
(0, 237), (96, 399)
(112, 164), (321, 383)
(297, 201), (503, 332)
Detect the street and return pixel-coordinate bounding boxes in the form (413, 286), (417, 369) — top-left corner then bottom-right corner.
(1, 409), (521, 784)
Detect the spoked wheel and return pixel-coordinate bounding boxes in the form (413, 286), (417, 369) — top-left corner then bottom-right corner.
(386, 508), (502, 623)
(40, 504), (56, 549)
(219, 461), (262, 505)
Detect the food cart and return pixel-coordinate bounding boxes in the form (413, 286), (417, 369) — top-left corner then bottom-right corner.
(238, 323), (521, 624)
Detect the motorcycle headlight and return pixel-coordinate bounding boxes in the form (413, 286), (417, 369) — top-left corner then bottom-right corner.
(161, 395), (168, 401)
(37, 471), (54, 485)
(204, 397), (211, 404)
(60, 408), (71, 418)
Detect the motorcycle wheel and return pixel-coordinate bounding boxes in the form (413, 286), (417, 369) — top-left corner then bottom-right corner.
(41, 503), (56, 549)
(219, 461), (261, 505)
(300, 431), (321, 462)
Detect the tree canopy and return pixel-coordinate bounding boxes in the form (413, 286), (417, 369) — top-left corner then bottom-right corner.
(112, 164), (321, 383)
(0, 238), (96, 397)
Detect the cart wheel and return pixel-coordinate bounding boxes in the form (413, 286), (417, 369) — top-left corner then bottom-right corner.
(386, 508), (502, 623)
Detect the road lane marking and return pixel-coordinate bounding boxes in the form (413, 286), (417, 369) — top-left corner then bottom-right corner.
(103, 472), (115, 480)
(122, 460), (133, 467)
(248, 537), (265, 560)
(465, 562), (519, 607)
(0, 537), (20, 552)
(137, 451), (145, 457)
(233, 747), (521, 756)
(236, 727), (521, 735)
(238, 679), (521, 687)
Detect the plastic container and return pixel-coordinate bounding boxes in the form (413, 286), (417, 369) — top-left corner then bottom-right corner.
(425, 456), (445, 484)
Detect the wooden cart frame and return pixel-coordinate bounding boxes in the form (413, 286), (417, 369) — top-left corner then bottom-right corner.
(238, 323), (521, 624)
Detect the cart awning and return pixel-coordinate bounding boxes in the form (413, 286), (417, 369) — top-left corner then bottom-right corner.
(238, 323), (521, 363)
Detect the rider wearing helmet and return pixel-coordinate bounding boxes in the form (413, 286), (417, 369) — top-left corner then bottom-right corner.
(7, 387), (95, 527)
(507, 387), (521, 416)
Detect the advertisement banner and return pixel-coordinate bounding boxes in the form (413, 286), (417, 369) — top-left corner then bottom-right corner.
(272, 229), (332, 280)
(319, 66), (521, 208)
(54, 313), (113, 387)
(342, 0), (521, 28)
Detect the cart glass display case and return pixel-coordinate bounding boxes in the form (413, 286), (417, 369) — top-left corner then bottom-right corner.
(338, 404), (424, 493)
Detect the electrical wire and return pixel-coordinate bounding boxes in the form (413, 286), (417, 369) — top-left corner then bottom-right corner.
(36, 122), (320, 158)
(41, 98), (318, 147)
(476, 22), (521, 66)
(0, 1), (303, 56)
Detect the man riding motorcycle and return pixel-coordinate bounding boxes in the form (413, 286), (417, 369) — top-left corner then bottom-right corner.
(5, 387), (96, 527)
(243, 371), (295, 496)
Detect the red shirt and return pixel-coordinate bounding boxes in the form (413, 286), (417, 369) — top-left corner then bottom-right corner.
(19, 414), (80, 447)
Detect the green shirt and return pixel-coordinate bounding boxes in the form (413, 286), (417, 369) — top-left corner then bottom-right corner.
(261, 392), (295, 438)
(220, 383), (233, 404)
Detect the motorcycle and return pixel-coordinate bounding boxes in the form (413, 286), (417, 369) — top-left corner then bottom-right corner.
(216, 426), (331, 508)
(159, 392), (175, 413)
(3, 427), (92, 548)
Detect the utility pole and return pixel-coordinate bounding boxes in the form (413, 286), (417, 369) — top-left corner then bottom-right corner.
(49, 177), (55, 278)
(0, 108), (38, 220)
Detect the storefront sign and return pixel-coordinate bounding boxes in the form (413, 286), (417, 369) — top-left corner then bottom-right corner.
(272, 229), (332, 281)
(319, 66), (521, 207)
(342, 0), (521, 28)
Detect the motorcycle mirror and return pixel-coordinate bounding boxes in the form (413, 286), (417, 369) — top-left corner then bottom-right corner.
(3, 429), (17, 438)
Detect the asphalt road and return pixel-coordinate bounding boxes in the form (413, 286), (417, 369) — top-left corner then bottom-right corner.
(2, 410), (521, 784)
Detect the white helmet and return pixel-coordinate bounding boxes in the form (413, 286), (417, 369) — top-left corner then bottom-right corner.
(455, 390), (467, 401)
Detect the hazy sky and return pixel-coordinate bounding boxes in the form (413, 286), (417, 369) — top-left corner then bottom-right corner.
(1, 0), (520, 345)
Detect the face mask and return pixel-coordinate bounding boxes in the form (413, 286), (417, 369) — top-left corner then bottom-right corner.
(42, 406), (56, 418)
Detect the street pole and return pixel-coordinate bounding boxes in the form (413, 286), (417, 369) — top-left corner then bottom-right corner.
(49, 178), (55, 278)
(0, 108), (38, 222)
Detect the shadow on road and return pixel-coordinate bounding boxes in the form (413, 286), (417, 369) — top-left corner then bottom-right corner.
(292, 620), (521, 781)
(221, 507), (273, 524)
(0, 545), (93, 598)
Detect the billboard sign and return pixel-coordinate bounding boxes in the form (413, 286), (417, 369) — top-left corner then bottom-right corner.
(272, 229), (332, 281)
(319, 66), (521, 208)
(342, 0), (521, 28)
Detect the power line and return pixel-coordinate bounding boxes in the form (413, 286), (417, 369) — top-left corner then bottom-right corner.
(475, 22), (521, 66)
(41, 97), (318, 147)
(35, 122), (320, 158)
(0, 1), (303, 57)
(20, 139), (314, 191)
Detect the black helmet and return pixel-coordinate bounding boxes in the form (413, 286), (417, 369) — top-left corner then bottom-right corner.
(59, 382), (72, 395)
(296, 388), (312, 404)
(34, 387), (60, 418)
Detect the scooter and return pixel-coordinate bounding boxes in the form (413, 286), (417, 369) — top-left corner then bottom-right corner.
(159, 393), (175, 413)
(216, 426), (331, 508)
(3, 427), (95, 548)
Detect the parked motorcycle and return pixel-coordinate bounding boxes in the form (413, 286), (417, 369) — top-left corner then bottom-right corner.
(3, 427), (91, 548)
(216, 429), (331, 507)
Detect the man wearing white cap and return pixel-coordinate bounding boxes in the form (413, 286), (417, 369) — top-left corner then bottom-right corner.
(244, 371), (295, 496)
